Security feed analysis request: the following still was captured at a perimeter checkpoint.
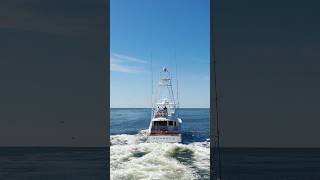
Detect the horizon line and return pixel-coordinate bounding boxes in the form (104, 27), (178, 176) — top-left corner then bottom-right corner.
(110, 107), (210, 109)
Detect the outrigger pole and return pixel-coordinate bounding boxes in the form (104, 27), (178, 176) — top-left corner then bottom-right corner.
(175, 51), (180, 116)
(211, 0), (222, 179)
(150, 53), (154, 118)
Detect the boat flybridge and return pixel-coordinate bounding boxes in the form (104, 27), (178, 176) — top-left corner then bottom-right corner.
(146, 67), (182, 143)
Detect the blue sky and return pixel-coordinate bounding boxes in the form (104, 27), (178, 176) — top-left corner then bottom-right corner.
(110, 0), (210, 108)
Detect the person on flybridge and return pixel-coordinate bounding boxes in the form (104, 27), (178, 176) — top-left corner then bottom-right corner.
(146, 67), (182, 143)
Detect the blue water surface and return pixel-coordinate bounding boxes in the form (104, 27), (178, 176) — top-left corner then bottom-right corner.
(110, 108), (210, 143)
(0, 147), (107, 180)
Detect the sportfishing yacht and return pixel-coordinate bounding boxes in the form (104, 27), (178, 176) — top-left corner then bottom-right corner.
(146, 67), (182, 143)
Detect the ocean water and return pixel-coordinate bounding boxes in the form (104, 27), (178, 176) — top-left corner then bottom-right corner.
(0, 147), (107, 180)
(219, 148), (320, 180)
(1, 108), (319, 179)
(111, 108), (320, 180)
(110, 108), (211, 180)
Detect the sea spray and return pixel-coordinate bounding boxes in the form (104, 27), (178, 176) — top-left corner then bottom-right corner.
(110, 130), (210, 180)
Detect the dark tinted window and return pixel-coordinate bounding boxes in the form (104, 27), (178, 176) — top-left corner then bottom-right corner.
(159, 121), (167, 126)
(154, 121), (169, 126)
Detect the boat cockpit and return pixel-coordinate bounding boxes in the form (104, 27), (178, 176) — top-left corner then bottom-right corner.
(150, 120), (179, 134)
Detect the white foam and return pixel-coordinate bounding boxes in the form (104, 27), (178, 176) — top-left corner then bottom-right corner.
(110, 130), (210, 180)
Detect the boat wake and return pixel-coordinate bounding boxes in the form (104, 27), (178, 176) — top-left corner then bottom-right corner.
(110, 130), (210, 180)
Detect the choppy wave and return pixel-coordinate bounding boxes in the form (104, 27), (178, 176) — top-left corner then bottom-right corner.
(110, 130), (210, 180)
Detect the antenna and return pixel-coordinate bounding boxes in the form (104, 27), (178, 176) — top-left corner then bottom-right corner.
(175, 52), (180, 115)
(150, 53), (153, 114)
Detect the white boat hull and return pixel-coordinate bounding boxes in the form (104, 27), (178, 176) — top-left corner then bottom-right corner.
(146, 134), (182, 143)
